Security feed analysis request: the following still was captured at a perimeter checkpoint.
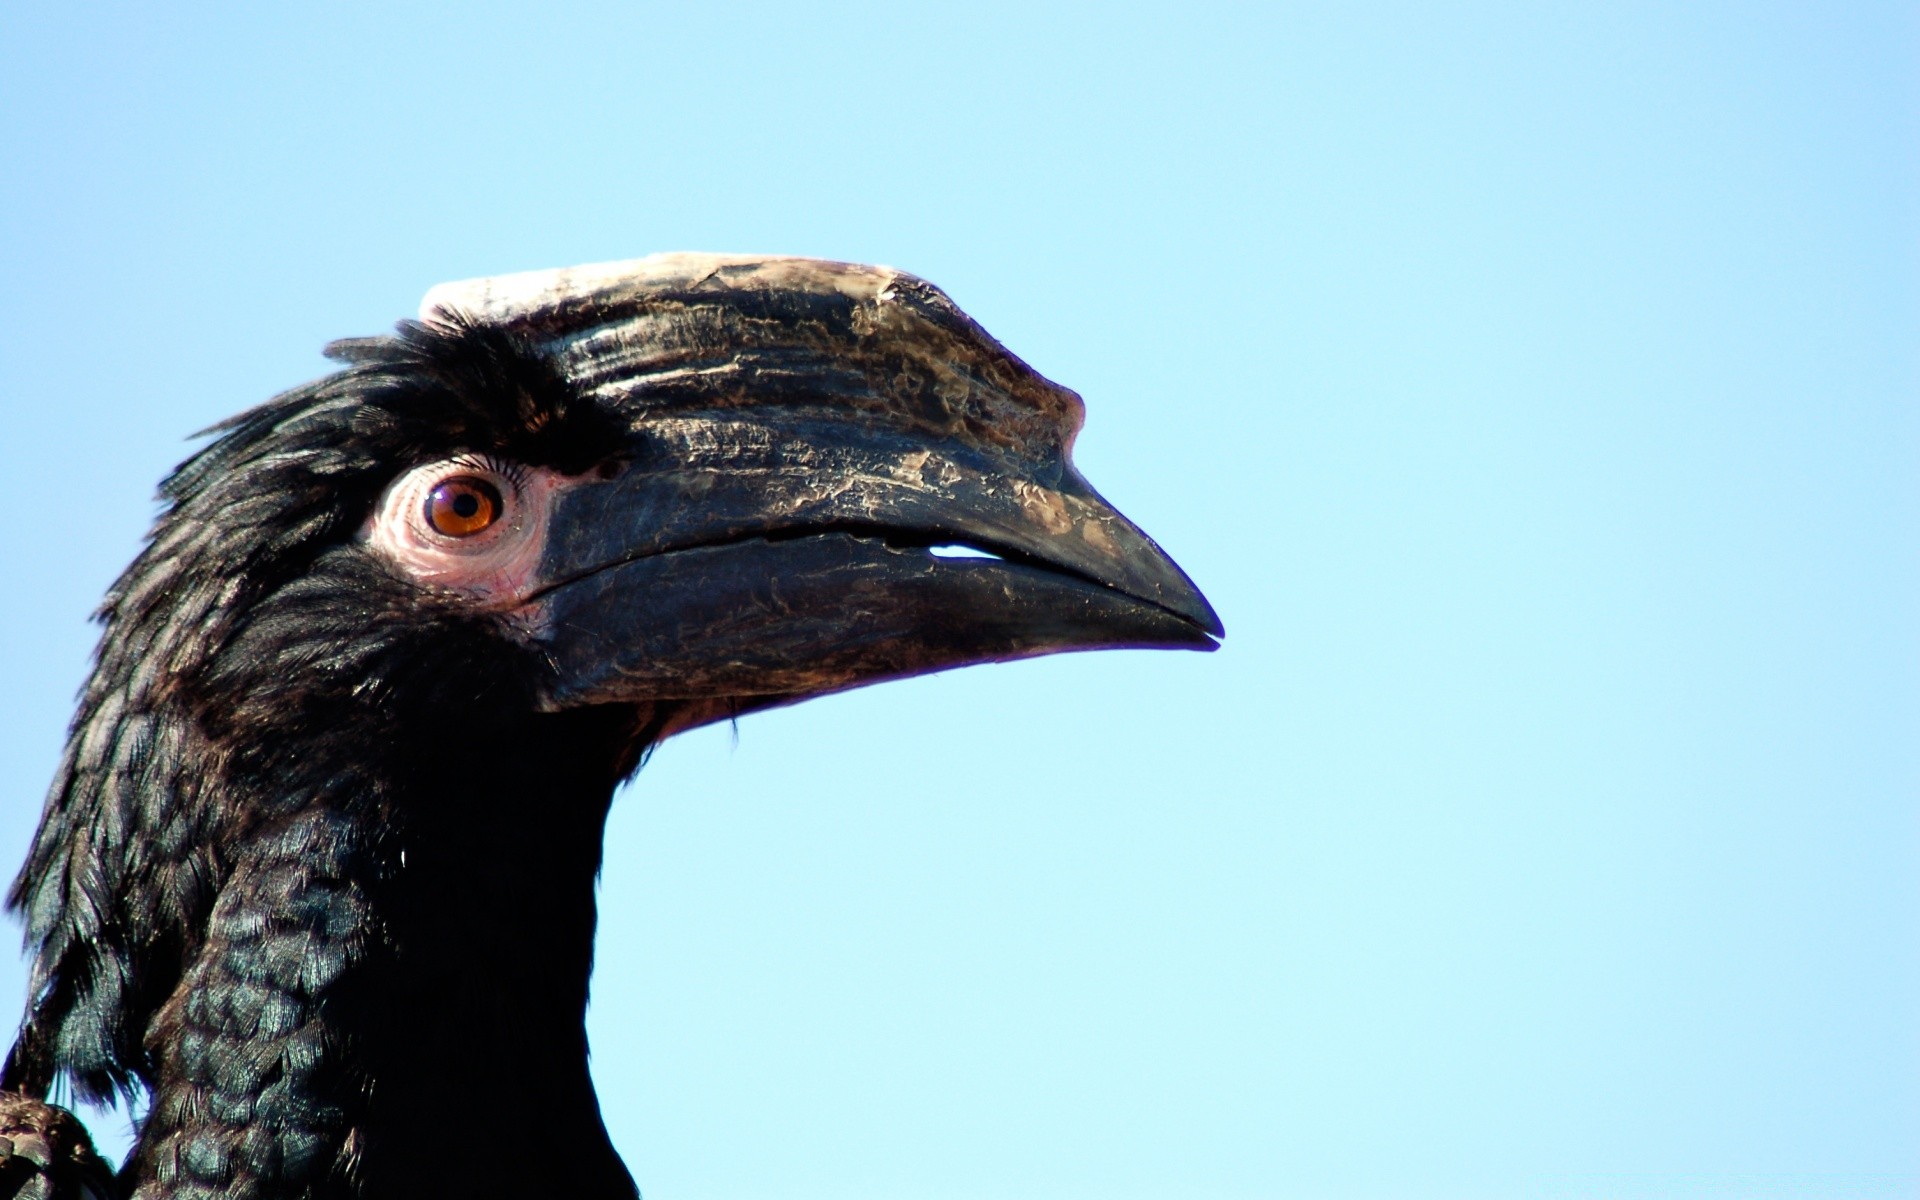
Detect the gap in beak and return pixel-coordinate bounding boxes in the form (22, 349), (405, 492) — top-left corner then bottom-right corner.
(928, 542), (1006, 561)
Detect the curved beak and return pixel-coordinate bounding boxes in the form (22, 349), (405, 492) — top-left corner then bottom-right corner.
(526, 417), (1219, 713)
(427, 253), (1221, 720)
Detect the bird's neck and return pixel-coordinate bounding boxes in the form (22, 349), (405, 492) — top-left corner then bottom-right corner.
(130, 704), (651, 1199)
(360, 707), (638, 1190)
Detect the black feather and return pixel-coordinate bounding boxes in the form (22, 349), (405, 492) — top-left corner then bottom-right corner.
(9, 318), (647, 1197)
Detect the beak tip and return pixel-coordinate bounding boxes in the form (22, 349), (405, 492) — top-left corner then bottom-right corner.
(1195, 603), (1225, 640)
(1153, 569), (1223, 640)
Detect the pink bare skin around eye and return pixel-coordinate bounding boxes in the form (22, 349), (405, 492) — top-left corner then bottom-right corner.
(360, 463), (589, 607)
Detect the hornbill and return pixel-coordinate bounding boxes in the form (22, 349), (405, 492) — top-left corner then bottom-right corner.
(0, 254), (1220, 1199)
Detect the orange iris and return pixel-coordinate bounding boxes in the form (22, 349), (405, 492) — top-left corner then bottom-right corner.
(424, 476), (503, 537)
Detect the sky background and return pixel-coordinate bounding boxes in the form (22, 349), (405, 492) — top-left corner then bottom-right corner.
(1, 3), (1914, 1197)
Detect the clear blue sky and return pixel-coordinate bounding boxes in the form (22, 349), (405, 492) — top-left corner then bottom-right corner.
(1, 4), (1914, 1197)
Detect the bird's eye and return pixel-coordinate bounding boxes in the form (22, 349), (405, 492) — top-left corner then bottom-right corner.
(424, 476), (504, 537)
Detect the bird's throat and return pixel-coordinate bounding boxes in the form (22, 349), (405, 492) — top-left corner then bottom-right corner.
(128, 703), (654, 1199)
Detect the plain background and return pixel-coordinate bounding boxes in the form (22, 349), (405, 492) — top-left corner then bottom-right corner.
(1, 4), (1914, 1197)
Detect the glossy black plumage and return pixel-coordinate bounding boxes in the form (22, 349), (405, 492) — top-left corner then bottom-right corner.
(11, 321), (651, 1197)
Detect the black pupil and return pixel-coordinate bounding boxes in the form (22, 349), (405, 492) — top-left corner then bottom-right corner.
(451, 492), (480, 518)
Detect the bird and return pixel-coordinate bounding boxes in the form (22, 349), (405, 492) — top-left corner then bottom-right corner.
(0, 253), (1221, 1200)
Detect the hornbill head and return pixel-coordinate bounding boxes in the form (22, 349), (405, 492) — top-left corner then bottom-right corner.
(4, 254), (1217, 1197)
(389, 254), (1221, 723)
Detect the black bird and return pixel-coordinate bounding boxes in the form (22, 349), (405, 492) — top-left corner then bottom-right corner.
(0, 254), (1220, 1200)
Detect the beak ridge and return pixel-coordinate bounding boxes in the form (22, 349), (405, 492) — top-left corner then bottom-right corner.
(426, 253), (1222, 713)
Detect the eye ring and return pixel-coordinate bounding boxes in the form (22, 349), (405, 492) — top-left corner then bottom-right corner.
(423, 475), (505, 538)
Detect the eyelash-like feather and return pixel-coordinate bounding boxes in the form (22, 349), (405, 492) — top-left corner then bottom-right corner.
(447, 453), (529, 493)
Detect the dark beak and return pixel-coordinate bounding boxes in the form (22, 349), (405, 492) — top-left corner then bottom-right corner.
(428, 254), (1221, 718)
(526, 423), (1219, 712)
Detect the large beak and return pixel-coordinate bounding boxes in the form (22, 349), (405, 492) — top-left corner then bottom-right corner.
(426, 253), (1222, 718)
(526, 418), (1219, 711)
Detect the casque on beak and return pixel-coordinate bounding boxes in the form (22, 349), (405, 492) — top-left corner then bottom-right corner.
(420, 253), (1221, 720)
